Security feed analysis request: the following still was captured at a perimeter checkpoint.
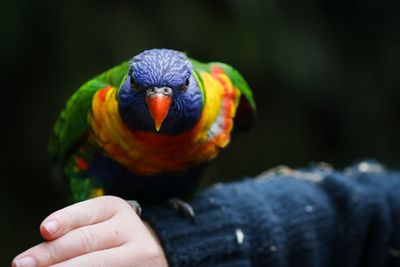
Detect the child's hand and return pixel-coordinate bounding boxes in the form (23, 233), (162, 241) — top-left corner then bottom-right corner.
(12, 196), (169, 267)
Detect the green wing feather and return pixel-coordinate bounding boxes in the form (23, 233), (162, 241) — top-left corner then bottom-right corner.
(48, 61), (129, 162)
(209, 62), (256, 111)
(49, 57), (255, 162)
(191, 58), (256, 130)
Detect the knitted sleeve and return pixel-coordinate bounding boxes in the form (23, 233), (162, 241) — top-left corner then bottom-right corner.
(143, 162), (400, 267)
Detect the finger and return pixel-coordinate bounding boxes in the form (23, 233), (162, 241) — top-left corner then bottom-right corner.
(50, 244), (135, 267)
(40, 196), (124, 240)
(13, 217), (126, 267)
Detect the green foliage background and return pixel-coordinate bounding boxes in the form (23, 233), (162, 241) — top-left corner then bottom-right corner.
(2, 0), (400, 264)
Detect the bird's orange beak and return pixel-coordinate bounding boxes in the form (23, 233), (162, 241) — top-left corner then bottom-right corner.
(146, 90), (172, 131)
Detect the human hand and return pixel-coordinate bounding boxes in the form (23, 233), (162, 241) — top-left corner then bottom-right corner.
(12, 196), (168, 267)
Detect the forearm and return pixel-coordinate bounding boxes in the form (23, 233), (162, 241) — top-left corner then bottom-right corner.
(144, 163), (400, 267)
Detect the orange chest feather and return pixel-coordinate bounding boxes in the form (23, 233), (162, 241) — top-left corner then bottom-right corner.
(88, 71), (240, 176)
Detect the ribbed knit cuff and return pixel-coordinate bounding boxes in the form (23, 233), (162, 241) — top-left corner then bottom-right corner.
(142, 185), (252, 267)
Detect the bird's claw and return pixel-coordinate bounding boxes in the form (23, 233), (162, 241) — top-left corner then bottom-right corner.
(126, 200), (142, 217)
(168, 198), (195, 223)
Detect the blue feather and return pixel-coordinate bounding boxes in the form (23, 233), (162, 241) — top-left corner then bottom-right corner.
(118, 49), (203, 135)
(130, 49), (192, 88)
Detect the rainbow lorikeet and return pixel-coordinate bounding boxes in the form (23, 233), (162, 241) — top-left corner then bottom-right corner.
(49, 49), (256, 217)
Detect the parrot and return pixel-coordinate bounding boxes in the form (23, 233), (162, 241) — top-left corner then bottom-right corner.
(48, 48), (256, 218)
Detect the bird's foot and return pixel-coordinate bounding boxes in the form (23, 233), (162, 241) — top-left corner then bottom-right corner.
(168, 198), (195, 223)
(126, 200), (142, 217)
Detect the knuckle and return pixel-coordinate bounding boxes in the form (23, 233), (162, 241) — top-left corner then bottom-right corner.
(78, 229), (97, 252)
(105, 195), (123, 205)
(63, 209), (74, 226)
(43, 242), (58, 264)
(81, 204), (95, 224)
(103, 195), (127, 211)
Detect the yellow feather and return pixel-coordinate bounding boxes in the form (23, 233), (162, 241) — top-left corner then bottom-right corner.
(88, 71), (239, 176)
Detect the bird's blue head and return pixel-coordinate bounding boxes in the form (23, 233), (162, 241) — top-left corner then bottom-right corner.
(118, 49), (203, 135)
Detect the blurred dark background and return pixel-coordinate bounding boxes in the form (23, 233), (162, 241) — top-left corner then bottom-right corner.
(2, 0), (400, 264)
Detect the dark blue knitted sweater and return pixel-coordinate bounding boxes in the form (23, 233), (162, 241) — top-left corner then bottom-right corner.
(143, 162), (400, 267)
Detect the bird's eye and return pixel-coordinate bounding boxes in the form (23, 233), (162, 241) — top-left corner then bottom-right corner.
(130, 76), (146, 91)
(180, 76), (190, 91)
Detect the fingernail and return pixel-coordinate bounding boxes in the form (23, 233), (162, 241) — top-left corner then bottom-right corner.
(14, 256), (36, 267)
(44, 220), (59, 235)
